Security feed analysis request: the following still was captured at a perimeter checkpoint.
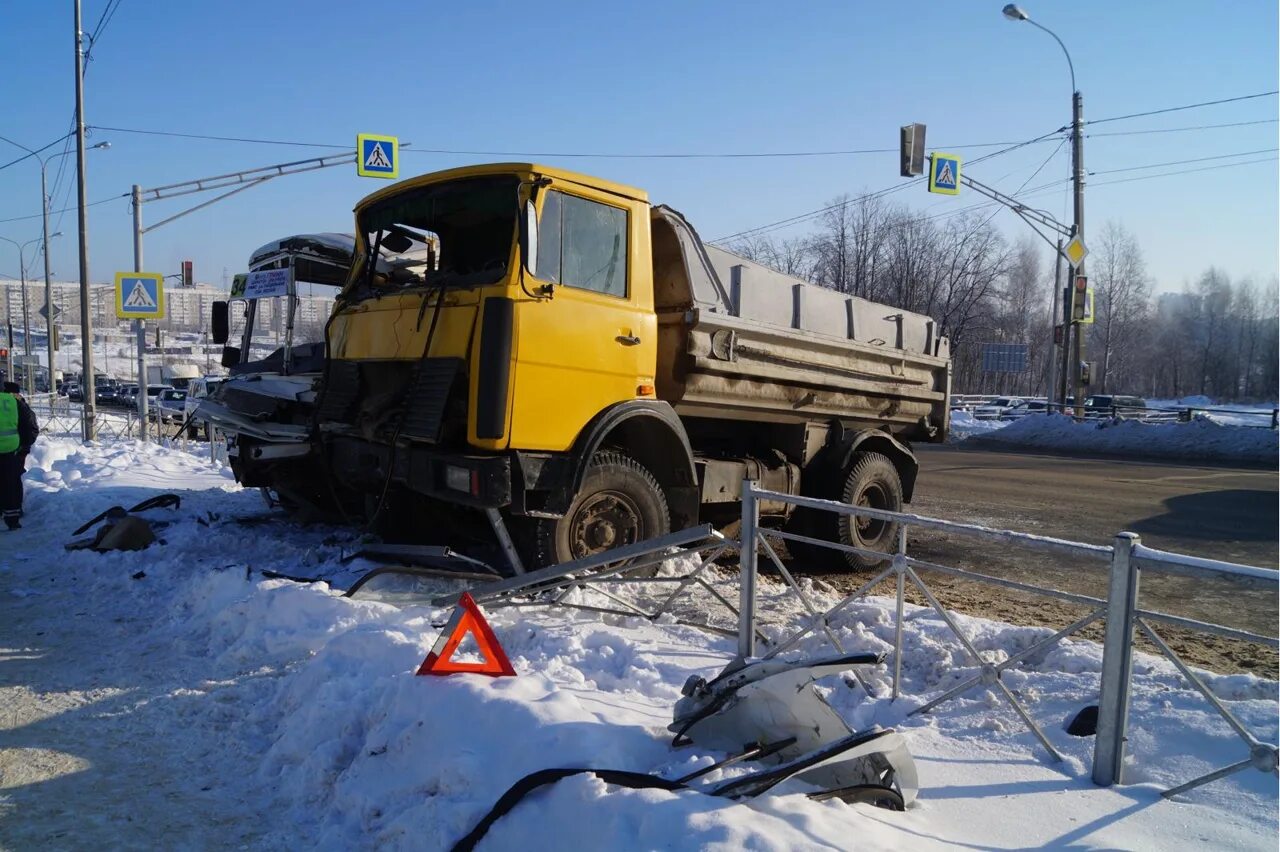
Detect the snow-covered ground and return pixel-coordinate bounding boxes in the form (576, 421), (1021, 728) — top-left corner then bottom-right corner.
(952, 403), (1278, 464)
(1, 439), (1276, 850)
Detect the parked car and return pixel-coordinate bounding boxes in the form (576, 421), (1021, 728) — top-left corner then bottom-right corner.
(64, 382), (83, 402)
(999, 400), (1051, 421)
(972, 397), (1025, 420)
(117, 384), (139, 407)
(1083, 395), (1148, 419)
(152, 388), (188, 424)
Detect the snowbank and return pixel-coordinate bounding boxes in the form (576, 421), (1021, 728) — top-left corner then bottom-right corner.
(964, 412), (1278, 465)
(2, 439), (1276, 850)
(947, 410), (1007, 441)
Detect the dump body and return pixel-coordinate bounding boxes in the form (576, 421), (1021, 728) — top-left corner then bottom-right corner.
(650, 207), (949, 439)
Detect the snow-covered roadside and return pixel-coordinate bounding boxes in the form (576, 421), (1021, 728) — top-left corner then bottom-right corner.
(960, 411), (1278, 464)
(1, 439), (1276, 850)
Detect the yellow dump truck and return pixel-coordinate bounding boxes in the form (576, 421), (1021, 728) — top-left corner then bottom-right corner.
(208, 163), (951, 571)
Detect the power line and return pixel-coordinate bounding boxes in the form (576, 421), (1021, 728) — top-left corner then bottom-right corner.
(0, 132), (73, 174)
(1089, 147), (1278, 177)
(1088, 118), (1278, 138)
(89, 125), (352, 150)
(1084, 91), (1278, 127)
(0, 193), (126, 226)
(1088, 156), (1276, 188)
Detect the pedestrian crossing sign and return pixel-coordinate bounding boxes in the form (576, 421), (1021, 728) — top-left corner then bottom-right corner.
(357, 133), (399, 179)
(928, 152), (961, 195)
(115, 272), (166, 320)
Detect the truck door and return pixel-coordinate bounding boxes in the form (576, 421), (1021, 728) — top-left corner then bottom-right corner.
(507, 184), (656, 452)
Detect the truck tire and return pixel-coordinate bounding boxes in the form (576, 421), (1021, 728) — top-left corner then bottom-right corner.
(534, 450), (670, 567)
(835, 451), (903, 570)
(789, 451), (902, 572)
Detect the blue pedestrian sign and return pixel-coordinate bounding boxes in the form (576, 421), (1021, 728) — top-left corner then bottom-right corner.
(114, 272), (166, 320)
(357, 133), (399, 179)
(928, 152), (961, 196)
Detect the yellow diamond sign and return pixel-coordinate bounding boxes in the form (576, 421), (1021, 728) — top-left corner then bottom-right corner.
(1064, 236), (1088, 266)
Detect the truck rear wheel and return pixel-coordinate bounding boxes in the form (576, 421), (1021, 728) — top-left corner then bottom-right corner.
(789, 450), (903, 572)
(535, 450), (670, 567)
(836, 452), (903, 570)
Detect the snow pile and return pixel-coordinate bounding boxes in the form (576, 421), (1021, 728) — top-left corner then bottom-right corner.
(963, 412), (1278, 464)
(2, 439), (1277, 850)
(1147, 397), (1278, 428)
(947, 410), (1007, 441)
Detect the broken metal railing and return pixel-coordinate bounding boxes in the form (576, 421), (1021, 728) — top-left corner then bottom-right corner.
(32, 398), (138, 440)
(1093, 536), (1279, 798)
(739, 481), (1110, 764)
(738, 480), (1279, 797)
(431, 525), (748, 639)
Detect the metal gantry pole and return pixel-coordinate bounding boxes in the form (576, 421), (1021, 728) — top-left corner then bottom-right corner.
(73, 0), (97, 440)
(1093, 532), (1140, 786)
(132, 184), (149, 441)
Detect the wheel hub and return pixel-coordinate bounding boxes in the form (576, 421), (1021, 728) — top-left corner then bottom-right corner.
(570, 491), (642, 558)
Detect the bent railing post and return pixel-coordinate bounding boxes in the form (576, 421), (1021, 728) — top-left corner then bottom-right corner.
(1094, 531), (1141, 786)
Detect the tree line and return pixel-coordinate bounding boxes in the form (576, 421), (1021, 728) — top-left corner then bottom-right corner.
(728, 195), (1278, 403)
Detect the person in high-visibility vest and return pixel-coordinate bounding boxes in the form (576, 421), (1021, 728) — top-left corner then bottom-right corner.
(0, 381), (39, 530)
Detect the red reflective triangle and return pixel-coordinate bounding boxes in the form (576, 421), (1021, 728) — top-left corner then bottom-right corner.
(416, 592), (516, 677)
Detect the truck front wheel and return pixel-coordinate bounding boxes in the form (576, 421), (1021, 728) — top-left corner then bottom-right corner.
(535, 450), (670, 567)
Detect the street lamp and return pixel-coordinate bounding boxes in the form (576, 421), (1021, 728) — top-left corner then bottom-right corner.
(41, 141), (109, 391)
(0, 235), (44, 390)
(1003, 4), (1086, 415)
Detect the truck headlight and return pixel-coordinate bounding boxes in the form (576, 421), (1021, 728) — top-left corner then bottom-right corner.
(445, 464), (472, 494)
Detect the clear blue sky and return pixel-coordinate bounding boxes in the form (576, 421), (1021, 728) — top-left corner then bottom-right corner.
(1, 1), (1276, 293)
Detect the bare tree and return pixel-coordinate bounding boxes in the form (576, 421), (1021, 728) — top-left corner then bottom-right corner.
(1090, 222), (1151, 393)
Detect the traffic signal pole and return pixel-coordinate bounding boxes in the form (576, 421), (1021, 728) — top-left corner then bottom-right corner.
(1070, 91), (1087, 416)
(132, 184), (149, 441)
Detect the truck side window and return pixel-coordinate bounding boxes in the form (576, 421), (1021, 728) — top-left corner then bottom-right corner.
(536, 190), (628, 298)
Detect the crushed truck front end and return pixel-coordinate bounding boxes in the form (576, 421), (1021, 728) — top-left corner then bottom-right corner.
(318, 164), (669, 541)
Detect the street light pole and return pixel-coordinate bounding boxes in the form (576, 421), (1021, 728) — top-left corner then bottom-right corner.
(39, 143), (107, 395)
(1003, 4), (1086, 414)
(73, 0), (97, 440)
(0, 237), (41, 393)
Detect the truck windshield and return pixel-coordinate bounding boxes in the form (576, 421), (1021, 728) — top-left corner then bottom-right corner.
(354, 175), (519, 292)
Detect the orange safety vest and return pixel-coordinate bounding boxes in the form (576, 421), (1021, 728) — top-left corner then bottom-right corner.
(0, 393), (18, 454)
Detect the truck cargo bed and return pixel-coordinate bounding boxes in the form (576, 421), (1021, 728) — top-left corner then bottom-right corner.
(652, 207), (950, 442)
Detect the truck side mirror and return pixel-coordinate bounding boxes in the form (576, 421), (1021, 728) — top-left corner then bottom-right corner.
(212, 300), (229, 345)
(220, 346), (241, 369)
(522, 199), (539, 275)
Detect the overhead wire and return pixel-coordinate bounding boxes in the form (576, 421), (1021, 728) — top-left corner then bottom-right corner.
(1088, 147), (1278, 176)
(1083, 91), (1278, 126)
(1088, 118), (1278, 138)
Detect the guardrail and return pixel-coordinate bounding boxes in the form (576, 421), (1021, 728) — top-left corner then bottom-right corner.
(737, 481), (1278, 799)
(992, 400), (1279, 428)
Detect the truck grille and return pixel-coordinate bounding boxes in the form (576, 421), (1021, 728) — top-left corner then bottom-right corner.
(318, 361), (361, 424)
(400, 357), (462, 443)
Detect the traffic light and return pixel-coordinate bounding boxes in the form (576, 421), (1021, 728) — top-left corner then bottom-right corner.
(182, 260), (194, 287)
(1072, 275), (1088, 321)
(900, 123), (926, 177)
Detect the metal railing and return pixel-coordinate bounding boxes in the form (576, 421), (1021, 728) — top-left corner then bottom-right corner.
(737, 480), (1278, 798)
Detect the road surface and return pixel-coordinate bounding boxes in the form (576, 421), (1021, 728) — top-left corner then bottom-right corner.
(827, 445), (1277, 674)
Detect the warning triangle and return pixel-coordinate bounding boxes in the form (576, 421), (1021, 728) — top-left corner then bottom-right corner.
(416, 592), (516, 677)
(935, 161), (955, 187)
(365, 142), (392, 169)
(124, 281), (156, 308)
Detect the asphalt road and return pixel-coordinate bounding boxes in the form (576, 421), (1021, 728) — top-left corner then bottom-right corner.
(852, 445), (1278, 673)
